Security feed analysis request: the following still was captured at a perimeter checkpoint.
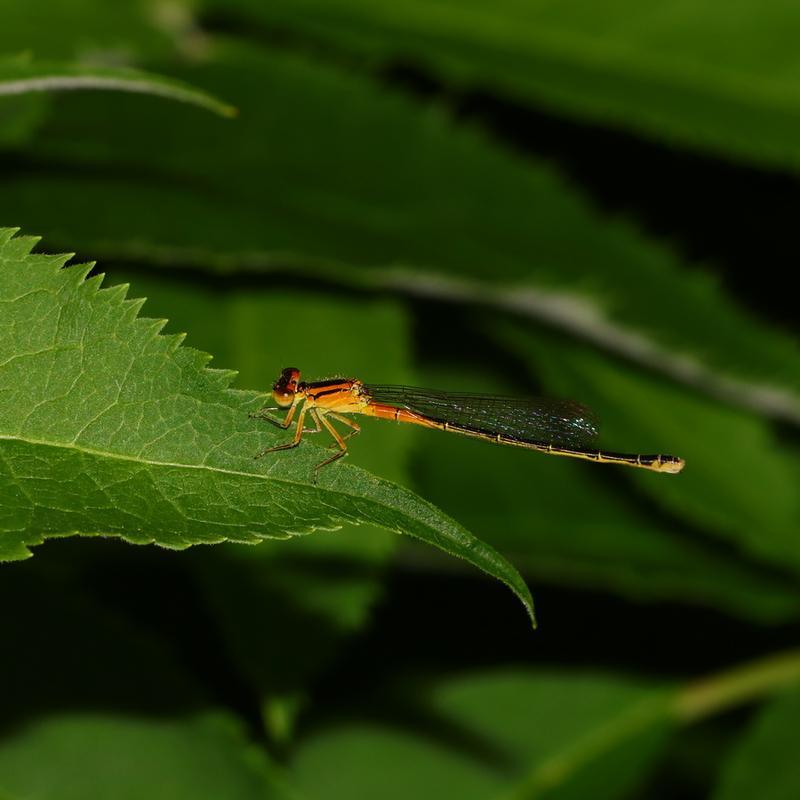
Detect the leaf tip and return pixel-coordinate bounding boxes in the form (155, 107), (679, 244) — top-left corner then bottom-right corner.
(166, 331), (187, 351)
(516, 586), (537, 630)
(82, 273), (105, 295)
(207, 367), (238, 388)
(0, 226), (21, 245)
(63, 260), (95, 281)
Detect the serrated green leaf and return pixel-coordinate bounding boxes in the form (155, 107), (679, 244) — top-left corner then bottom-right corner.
(712, 687), (800, 800)
(4, 43), (799, 422)
(0, 229), (534, 624)
(0, 58), (236, 116)
(0, 712), (286, 800)
(203, 0), (800, 171)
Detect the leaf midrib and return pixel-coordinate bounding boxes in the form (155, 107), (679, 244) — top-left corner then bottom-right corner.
(0, 429), (470, 547)
(0, 431), (355, 494)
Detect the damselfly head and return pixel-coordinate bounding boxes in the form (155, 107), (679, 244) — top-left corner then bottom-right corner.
(272, 367), (301, 407)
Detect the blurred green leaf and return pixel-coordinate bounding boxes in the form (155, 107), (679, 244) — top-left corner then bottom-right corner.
(0, 94), (47, 146)
(491, 321), (800, 576)
(411, 360), (800, 622)
(712, 687), (800, 800)
(0, 229), (534, 623)
(205, 0), (800, 170)
(0, 58), (236, 116)
(4, 42), (798, 422)
(0, 536), (287, 798)
(0, 712), (285, 800)
(0, 0), (179, 60)
(290, 653), (800, 799)
(289, 670), (671, 800)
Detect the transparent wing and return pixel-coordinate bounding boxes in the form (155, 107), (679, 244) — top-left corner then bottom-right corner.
(363, 385), (599, 447)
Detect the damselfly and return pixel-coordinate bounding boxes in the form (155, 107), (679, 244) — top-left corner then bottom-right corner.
(251, 367), (685, 476)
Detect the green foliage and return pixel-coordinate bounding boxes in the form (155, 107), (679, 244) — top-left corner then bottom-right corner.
(2, 0), (800, 797)
(0, 0), (179, 59)
(713, 688), (800, 800)
(0, 57), (236, 117)
(413, 360), (800, 622)
(2, 42), (799, 413)
(205, 0), (800, 171)
(290, 670), (670, 800)
(491, 322), (800, 576)
(0, 713), (286, 800)
(129, 270), (414, 734)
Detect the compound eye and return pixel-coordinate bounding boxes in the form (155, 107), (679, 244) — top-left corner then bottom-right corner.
(272, 388), (294, 408)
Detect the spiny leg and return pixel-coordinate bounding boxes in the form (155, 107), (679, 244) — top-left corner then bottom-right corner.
(313, 411), (350, 478)
(254, 402), (308, 459)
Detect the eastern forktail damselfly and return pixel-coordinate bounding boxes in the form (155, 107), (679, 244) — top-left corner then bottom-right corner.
(251, 368), (685, 477)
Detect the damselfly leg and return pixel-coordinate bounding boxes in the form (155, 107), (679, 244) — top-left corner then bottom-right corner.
(253, 403), (358, 480)
(253, 402), (308, 459)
